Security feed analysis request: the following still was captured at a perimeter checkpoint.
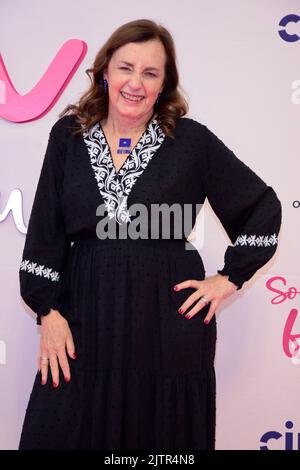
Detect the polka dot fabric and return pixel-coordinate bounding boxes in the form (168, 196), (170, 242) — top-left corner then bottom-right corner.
(18, 114), (281, 449)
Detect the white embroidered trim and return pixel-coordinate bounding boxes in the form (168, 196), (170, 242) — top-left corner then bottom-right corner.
(20, 259), (60, 281)
(82, 118), (165, 225)
(234, 233), (278, 247)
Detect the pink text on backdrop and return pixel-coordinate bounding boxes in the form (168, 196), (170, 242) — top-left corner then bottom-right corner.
(0, 39), (87, 122)
(266, 276), (300, 359)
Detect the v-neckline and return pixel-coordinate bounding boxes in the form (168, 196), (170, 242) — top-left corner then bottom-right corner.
(81, 115), (166, 225)
(99, 114), (158, 177)
(99, 120), (150, 177)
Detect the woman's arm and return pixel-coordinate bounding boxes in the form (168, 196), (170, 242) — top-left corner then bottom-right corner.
(19, 117), (71, 325)
(201, 124), (282, 290)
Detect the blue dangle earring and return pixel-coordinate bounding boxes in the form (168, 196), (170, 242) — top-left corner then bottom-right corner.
(103, 78), (108, 95)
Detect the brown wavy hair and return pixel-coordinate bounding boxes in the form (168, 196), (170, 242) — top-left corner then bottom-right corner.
(59, 18), (189, 139)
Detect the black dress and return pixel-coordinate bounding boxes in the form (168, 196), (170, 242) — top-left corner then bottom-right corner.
(18, 113), (282, 450)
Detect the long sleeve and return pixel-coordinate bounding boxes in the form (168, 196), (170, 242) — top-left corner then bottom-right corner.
(19, 120), (71, 325)
(200, 125), (282, 290)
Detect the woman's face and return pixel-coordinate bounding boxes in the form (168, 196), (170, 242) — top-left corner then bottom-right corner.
(103, 39), (166, 122)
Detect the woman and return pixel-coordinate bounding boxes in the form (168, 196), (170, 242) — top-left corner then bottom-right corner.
(18, 19), (282, 450)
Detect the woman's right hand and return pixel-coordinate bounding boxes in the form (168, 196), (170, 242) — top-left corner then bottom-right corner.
(38, 308), (76, 387)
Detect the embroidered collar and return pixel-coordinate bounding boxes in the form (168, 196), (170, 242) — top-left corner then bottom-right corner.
(82, 117), (165, 224)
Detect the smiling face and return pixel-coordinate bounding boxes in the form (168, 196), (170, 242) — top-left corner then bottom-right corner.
(103, 39), (166, 122)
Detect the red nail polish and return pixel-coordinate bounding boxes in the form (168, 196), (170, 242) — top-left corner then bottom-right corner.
(204, 319), (209, 324)
(41, 379), (46, 385)
(64, 376), (70, 383)
(178, 308), (184, 314)
(72, 352), (77, 359)
(53, 382), (58, 388)
(173, 285), (178, 291)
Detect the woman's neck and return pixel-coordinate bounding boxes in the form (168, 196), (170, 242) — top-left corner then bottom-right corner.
(102, 110), (156, 136)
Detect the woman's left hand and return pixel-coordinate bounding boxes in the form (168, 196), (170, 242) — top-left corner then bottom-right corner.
(173, 273), (238, 324)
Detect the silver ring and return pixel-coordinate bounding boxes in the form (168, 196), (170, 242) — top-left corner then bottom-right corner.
(200, 295), (209, 305)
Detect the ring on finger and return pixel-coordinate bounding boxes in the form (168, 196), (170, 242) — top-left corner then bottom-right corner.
(40, 356), (49, 362)
(199, 295), (209, 305)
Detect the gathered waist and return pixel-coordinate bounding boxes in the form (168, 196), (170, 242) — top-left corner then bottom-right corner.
(70, 229), (195, 253)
